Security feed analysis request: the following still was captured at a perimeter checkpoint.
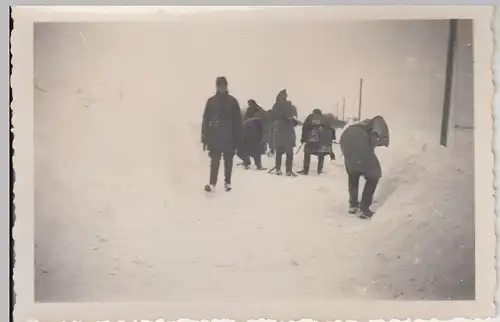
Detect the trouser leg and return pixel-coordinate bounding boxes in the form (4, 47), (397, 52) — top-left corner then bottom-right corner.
(222, 151), (235, 185)
(347, 170), (361, 207)
(275, 152), (283, 172)
(253, 154), (262, 168)
(209, 151), (222, 186)
(285, 152), (293, 173)
(302, 152), (311, 174)
(360, 176), (379, 211)
(317, 155), (325, 173)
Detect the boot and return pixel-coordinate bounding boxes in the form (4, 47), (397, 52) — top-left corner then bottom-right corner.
(348, 206), (359, 214)
(255, 157), (266, 170)
(359, 208), (375, 219)
(348, 202), (360, 214)
(204, 184), (215, 192)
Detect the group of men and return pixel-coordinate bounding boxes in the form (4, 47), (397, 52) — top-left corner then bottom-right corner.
(201, 76), (389, 219)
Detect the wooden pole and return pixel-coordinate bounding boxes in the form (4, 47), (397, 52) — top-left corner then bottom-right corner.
(357, 78), (364, 120)
(440, 19), (458, 147)
(342, 97), (346, 121)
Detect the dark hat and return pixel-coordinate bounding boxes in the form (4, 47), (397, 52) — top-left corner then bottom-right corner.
(216, 76), (228, 86)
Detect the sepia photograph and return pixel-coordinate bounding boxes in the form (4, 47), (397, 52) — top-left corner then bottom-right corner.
(12, 5), (496, 322)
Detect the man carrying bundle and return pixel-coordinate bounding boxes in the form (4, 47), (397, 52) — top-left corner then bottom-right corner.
(339, 115), (389, 219)
(237, 99), (267, 170)
(298, 109), (336, 175)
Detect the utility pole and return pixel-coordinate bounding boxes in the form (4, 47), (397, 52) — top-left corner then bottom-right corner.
(342, 97), (346, 121)
(440, 19), (458, 147)
(358, 78), (364, 120)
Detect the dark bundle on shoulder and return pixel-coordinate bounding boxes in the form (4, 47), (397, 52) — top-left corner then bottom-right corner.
(351, 115), (389, 147)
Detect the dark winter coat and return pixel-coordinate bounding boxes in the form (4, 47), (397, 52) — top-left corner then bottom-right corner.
(339, 116), (389, 179)
(241, 101), (268, 154)
(241, 116), (265, 155)
(272, 91), (299, 153)
(201, 92), (242, 152)
(301, 113), (336, 155)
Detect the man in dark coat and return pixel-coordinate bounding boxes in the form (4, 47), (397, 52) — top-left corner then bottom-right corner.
(237, 99), (267, 170)
(339, 115), (389, 219)
(246, 100), (273, 155)
(272, 89), (301, 176)
(201, 77), (243, 192)
(298, 109), (336, 175)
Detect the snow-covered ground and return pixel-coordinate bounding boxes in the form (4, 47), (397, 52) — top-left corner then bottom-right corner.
(33, 20), (474, 302)
(34, 119), (474, 302)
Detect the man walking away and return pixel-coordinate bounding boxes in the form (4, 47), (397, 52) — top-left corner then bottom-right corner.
(272, 89), (300, 176)
(339, 115), (389, 219)
(298, 109), (336, 175)
(237, 99), (267, 170)
(201, 77), (243, 192)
